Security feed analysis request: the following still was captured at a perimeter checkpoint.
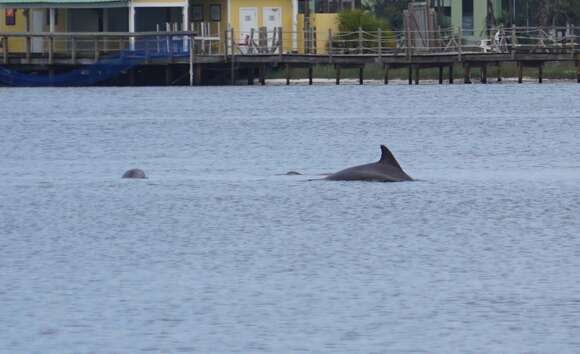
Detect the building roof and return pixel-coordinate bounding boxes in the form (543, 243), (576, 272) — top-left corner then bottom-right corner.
(0, 0), (127, 8)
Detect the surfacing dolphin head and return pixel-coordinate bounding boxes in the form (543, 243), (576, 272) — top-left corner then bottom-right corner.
(325, 145), (413, 182)
(122, 168), (147, 179)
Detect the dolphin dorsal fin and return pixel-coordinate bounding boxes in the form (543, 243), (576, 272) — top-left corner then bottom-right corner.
(379, 145), (402, 168)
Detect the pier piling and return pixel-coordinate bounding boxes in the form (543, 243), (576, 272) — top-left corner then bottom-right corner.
(414, 66), (420, 85)
(359, 67), (364, 85)
(463, 64), (471, 84)
(335, 66), (341, 85)
(438, 66), (443, 84)
(384, 65), (389, 85)
(286, 64), (291, 85)
(448, 65), (454, 84)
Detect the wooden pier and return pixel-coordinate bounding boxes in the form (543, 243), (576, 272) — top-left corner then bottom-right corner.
(0, 26), (578, 86)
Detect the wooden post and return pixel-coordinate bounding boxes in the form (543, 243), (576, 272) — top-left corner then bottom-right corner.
(457, 26), (462, 61)
(359, 66), (364, 85)
(449, 64), (454, 84)
(308, 66), (313, 85)
(48, 35), (54, 65)
(358, 27), (363, 54)
(70, 37), (77, 64)
(2, 36), (8, 64)
(189, 34), (194, 86)
(328, 28), (333, 61)
(463, 63), (471, 84)
(25, 36), (31, 64)
(481, 64), (487, 84)
(438, 66), (443, 84)
(196, 64), (202, 85)
(518, 62), (523, 84)
(286, 64), (291, 85)
(165, 65), (172, 85)
(377, 28), (382, 59)
(230, 28), (235, 85)
(408, 65), (412, 85)
(576, 60), (580, 83)
(259, 65), (266, 85)
(223, 27), (228, 59)
(414, 66), (420, 85)
(248, 66), (254, 85)
(278, 27), (283, 59)
(335, 65), (341, 85)
(384, 64), (389, 85)
(129, 68), (135, 86)
(497, 62), (502, 82)
(538, 63), (543, 84)
(94, 37), (100, 62)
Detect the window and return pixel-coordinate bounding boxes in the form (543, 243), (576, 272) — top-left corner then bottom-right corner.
(210, 4), (220, 22)
(462, 0), (474, 36)
(5, 8), (16, 26)
(192, 5), (203, 22)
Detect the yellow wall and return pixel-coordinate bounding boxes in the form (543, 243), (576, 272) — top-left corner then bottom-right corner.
(296, 13), (337, 54)
(0, 8), (28, 52)
(0, 9), (67, 53)
(230, 0), (292, 51)
(311, 13), (337, 54)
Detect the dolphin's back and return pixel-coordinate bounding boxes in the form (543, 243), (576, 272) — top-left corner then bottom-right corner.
(325, 145), (412, 182)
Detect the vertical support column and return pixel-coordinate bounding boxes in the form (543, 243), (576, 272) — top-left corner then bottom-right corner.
(286, 64), (291, 85)
(48, 36), (54, 64)
(49, 8), (55, 33)
(538, 63), (543, 84)
(230, 28), (235, 85)
(2, 36), (8, 64)
(291, 0), (298, 51)
(358, 66), (364, 85)
(259, 65), (266, 85)
(438, 66), (443, 84)
(182, 3), (189, 52)
(308, 66), (313, 85)
(408, 65), (412, 85)
(496, 62), (502, 82)
(518, 62), (523, 84)
(335, 65), (341, 85)
(128, 68), (136, 86)
(196, 64), (202, 85)
(26, 36), (31, 64)
(165, 65), (172, 86)
(189, 35), (194, 86)
(128, 4), (135, 50)
(448, 64), (454, 84)
(463, 63), (471, 84)
(481, 64), (487, 84)
(384, 64), (389, 85)
(94, 36), (100, 61)
(576, 60), (580, 83)
(71, 37), (77, 64)
(414, 66), (420, 85)
(247, 66), (254, 85)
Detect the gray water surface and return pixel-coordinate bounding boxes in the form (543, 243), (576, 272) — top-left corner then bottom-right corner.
(1, 84), (580, 354)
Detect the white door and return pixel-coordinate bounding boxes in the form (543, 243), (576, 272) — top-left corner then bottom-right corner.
(239, 7), (258, 44)
(263, 7), (282, 51)
(31, 9), (46, 53)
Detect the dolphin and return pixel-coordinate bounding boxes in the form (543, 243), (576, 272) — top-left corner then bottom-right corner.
(325, 145), (413, 182)
(122, 168), (147, 179)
